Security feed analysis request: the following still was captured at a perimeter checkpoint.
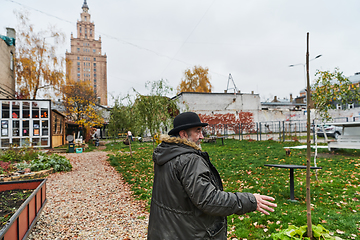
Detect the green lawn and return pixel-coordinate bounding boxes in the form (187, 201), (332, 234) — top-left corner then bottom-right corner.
(106, 139), (360, 239)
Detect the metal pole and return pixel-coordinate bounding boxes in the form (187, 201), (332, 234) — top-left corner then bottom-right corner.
(256, 122), (259, 141)
(298, 121), (300, 137)
(297, 121), (300, 137)
(282, 121), (285, 142)
(312, 119), (315, 144)
(279, 121), (281, 142)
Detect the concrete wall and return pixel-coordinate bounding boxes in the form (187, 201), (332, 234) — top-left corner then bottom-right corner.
(173, 92), (360, 126)
(175, 92), (260, 122)
(241, 108), (360, 123)
(258, 109), (306, 122)
(320, 108), (360, 122)
(173, 92), (260, 134)
(176, 92), (260, 112)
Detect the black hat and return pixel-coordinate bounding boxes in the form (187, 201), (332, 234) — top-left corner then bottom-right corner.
(168, 112), (208, 135)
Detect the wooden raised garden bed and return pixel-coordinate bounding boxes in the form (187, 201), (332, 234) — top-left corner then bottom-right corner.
(0, 179), (47, 240)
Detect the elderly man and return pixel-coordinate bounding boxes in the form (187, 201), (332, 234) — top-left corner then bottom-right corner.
(147, 112), (276, 240)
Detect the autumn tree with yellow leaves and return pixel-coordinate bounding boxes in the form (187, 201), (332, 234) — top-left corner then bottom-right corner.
(311, 68), (360, 121)
(311, 67), (360, 179)
(15, 11), (65, 99)
(62, 80), (103, 141)
(177, 65), (212, 93)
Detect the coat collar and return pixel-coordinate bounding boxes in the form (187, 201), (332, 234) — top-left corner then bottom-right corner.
(160, 134), (202, 151)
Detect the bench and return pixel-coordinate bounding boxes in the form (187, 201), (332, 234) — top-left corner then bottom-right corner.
(328, 135), (360, 150)
(203, 136), (225, 145)
(118, 133), (127, 138)
(203, 137), (217, 143)
(209, 135), (225, 145)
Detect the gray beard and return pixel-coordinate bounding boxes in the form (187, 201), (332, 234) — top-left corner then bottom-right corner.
(187, 137), (202, 150)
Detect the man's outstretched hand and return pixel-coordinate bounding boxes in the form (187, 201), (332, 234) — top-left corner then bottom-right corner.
(253, 194), (277, 215)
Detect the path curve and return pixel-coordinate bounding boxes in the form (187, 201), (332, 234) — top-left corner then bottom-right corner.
(28, 151), (149, 239)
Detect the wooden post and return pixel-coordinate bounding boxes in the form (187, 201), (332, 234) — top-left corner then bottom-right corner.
(129, 139), (132, 157)
(306, 32), (313, 239)
(241, 123), (243, 140)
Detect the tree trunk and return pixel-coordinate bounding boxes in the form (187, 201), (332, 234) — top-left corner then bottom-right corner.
(305, 32), (313, 239)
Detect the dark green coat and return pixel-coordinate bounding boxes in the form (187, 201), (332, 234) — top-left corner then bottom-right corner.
(147, 136), (257, 240)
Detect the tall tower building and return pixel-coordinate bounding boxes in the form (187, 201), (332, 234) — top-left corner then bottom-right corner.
(66, 0), (107, 105)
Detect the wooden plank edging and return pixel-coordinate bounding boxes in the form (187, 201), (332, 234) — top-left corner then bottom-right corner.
(0, 179), (47, 240)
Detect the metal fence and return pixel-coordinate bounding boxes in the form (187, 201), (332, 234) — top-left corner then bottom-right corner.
(332, 117), (349, 122)
(203, 116), (359, 142)
(203, 121), (307, 142)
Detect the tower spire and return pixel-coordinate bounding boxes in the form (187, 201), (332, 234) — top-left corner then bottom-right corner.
(82, 0), (89, 12)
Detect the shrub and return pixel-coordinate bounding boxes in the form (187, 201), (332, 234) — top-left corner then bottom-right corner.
(46, 154), (72, 172)
(30, 153), (72, 172)
(15, 161), (31, 170)
(0, 161), (11, 173)
(0, 147), (38, 163)
(0, 149), (20, 162)
(21, 150), (39, 162)
(271, 224), (344, 240)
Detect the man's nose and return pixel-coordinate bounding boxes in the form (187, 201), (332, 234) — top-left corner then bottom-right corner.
(199, 132), (204, 139)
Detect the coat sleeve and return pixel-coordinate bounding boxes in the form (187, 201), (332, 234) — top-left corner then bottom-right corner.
(178, 154), (257, 217)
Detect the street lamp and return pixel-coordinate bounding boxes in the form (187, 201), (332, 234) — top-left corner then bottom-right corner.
(289, 54), (322, 84)
(289, 54), (322, 68)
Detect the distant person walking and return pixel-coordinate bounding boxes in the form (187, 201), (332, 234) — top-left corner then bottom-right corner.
(127, 130), (133, 141)
(147, 112), (277, 239)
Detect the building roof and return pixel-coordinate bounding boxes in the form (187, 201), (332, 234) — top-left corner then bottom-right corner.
(51, 100), (66, 112)
(298, 72), (360, 95)
(51, 109), (66, 118)
(172, 91), (259, 100)
(0, 35), (15, 46)
(348, 72), (360, 84)
(261, 102), (305, 107)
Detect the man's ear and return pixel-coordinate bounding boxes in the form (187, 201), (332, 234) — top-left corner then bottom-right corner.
(179, 130), (187, 139)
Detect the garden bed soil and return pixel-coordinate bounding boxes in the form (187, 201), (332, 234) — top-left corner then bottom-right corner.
(0, 189), (33, 226)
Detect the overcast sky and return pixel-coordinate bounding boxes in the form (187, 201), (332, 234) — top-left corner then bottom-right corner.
(2, 0), (360, 105)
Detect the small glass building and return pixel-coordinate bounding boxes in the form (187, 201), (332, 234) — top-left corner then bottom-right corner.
(0, 99), (51, 148)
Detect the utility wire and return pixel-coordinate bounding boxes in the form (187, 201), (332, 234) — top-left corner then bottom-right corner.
(4, 0), (203, 70)
(5, 0), (228, 85)
(4, 0), (75, 26)
(159, 0), (216, 78)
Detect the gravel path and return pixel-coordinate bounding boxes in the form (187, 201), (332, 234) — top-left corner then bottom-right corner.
(28, 151), (149, 239)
